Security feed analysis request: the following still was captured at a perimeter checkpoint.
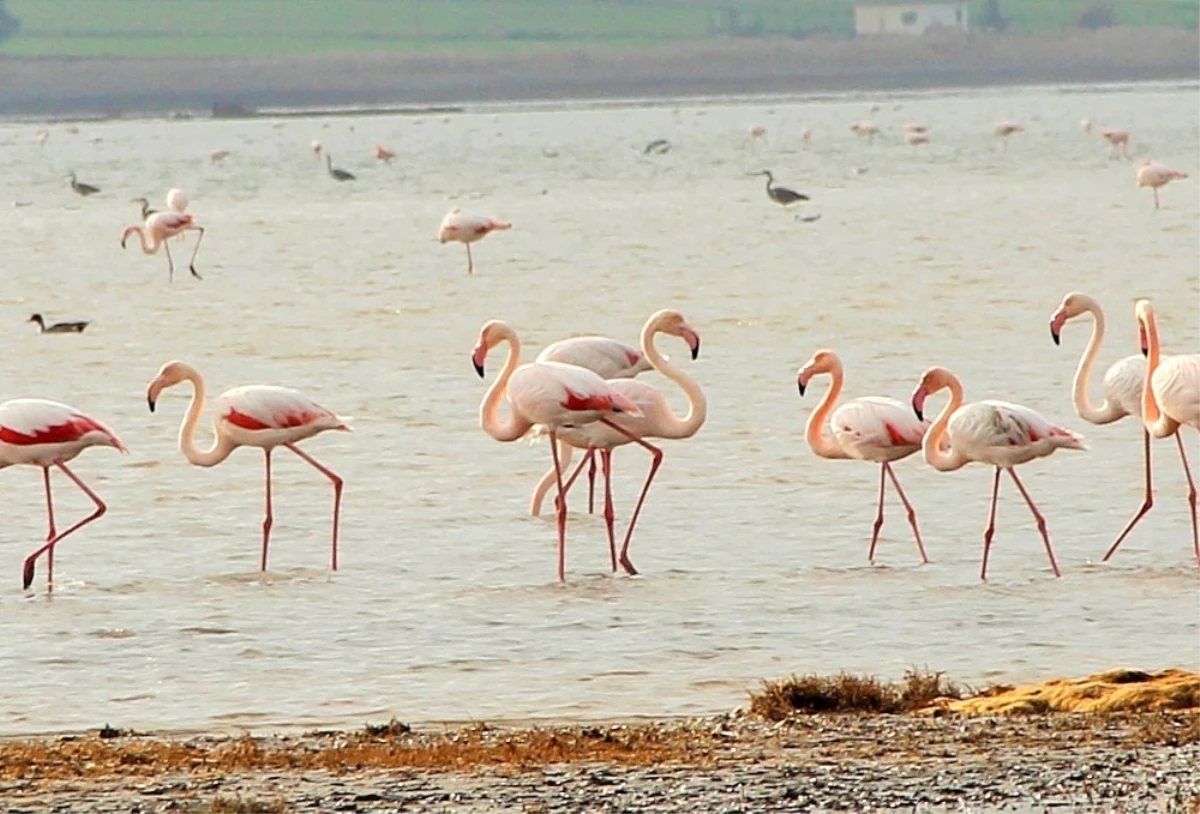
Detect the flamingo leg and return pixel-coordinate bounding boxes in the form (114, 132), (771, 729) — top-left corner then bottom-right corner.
(587, 452), (598, 515)
(163, 238), (176, 282)
(883, 462), (928, 564)
(1007, 467), (1062, 578)
(187, 226), (205, 279)
(285, 442), (344, 571)
(23, 462), (107, 591)
(549, 430), (569, 582)
(465, 244), (474, 275)
(1176, 433), (1199, 565)
(261, 450), (274, 571)
(1102, 429), (1154, 562)
(598, 418), (661, 576)
(1153, 188), (1160, 209)
(867, 464), (887, 564)
(553, 446), (593, 515)
(980, 467), (1002, 581)
(601, 449), (617, 572)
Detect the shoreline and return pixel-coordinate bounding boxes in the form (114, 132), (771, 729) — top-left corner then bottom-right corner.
(1, 27), (1197, 119)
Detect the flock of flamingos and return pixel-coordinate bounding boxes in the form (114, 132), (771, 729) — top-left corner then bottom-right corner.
(4, 115), (1196, 593)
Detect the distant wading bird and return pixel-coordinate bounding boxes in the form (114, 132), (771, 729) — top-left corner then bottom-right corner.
(121, 211), (205, 281)
(993, 122), (1023, 150)
(146, 361), (351, 572)
(1049, 292), (1165, 559)
(1132, 300), (1199, 563)
(798, 349), (930, 565)
(374, 144), (395, 163)
(1100, 129), (1130, 160)
(132, 197), (157, 219)
(28, 313), (89, 334)
(473, 320), (643, 582)
(1135, 160), (1188, 210)
(326, 153), (355, 181)
(0, 398), (126, 590)
(528, 310), (707, 576)
(753, 170), (809, 208)
(438, 208), (511, 275)
(911, 366), (1086, 580)
(67, 172), (100, 196)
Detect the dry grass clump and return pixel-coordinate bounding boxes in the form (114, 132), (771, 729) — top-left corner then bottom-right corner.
(206, 795), (287, 814)
(749, 668), (962, 720)
(1132, 712), (1200, 747)
(931, 668), (1199, 717)
(0, 722), (712, 784)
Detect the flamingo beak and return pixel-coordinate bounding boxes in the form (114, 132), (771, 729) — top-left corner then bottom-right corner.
(681, 326), (701, 360)
(1049, 310), (1067, 346)
(911, 388), (927, 422)
(147, 379), (163, 412)
(472, 344), (487, 378)
(797, 368), (811, 397)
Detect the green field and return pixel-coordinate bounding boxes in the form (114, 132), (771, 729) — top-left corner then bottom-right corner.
(2, 0), (1196, 59)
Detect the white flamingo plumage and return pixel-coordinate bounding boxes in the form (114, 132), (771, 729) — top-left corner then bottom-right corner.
(0, 398), (126, 590)
(911, 366), (1086, 580)
(120, 211), (205, 281)
(146, 361), (350, 571)
(473, 320), (642, 582)
(439, 208), (511, 274)
(798, 349), (930, 565)
(1135, 160), (1189, 210)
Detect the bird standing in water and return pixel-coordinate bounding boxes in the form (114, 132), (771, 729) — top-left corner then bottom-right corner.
(67, 172), (100, 196)
(326, 153), (355, 181)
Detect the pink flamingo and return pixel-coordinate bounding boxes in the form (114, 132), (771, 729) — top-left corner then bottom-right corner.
(1134, 300), (1199, 563)
(850, 122), (878, 143)
(911, 367), (1086, 580)
(0, 398), (126, 590)
(374, 144), (396, 163)
(146, 361), (350, 571)
(535, 333), (653, 514)
(439, 208), (511, 274)
(994, 121), (1023, 150)
(528, 310), (706, 576)
(121, 212), (205, 281)
(473, 321), (642, 582)
(1048, 292), (1190, 560)
(1100, 129), (1130, 160)
(798, 349), (929, 565)
(1135, 160), (1189, 209)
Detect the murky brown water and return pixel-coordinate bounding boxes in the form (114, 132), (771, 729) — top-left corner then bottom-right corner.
(0, 81), (1197, 736)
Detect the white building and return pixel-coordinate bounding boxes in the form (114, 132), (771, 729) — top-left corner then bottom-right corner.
(854, 3), (969, 36)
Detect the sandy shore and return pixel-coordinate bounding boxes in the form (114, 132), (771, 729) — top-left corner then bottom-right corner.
(3, 669), (1197, 813)
(1, 27), (1197, 119)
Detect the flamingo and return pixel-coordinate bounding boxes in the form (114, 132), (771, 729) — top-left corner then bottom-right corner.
(439, 208), (511, 275)
(146, 361), (350, 571)
(1133, 300), (1200, 563)
(120, 211), (205, 281)
(911, 367), (1086, 580)
(1135, 160), (1188, 210)
(1048, 292), (1184, 560)
(473, 321), (642, 582)
(994, 121), (1023, 150)
(1081, 118), (1094, 135)
(374, 144), (396, 163)
(1100, 129), (1130, 160)
(905, 131), (930, 146)
(797, 349), (929, 565)
(749, 126), (768, 143)
(0, 398), (126, 590)
(311, 140), (323, 158)
(166, 188), (188, 213)
(850, 122), (878, 143)
(35, 129), (49, 147)
(800, 127), (813, 143)
(536, 333), (655, 515)
(904, 124), (928, 135)
(527, 310), (706, 576)
(210, 149), (231, 163)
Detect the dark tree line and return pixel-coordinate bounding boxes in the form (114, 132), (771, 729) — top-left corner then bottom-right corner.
(0, 0), (18, 44)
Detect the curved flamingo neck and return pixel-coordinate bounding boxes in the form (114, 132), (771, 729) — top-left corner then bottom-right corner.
(1069, 297), (1122, 424)
(123, 225), (159, 255)
(174, 364), (236, 467)
(922, 373), (969, 472)
(1138, 306), (1169, 435)
(804, 358), (849, 459)
(479, 327), (532, 442)
(642, 318), (706, 439)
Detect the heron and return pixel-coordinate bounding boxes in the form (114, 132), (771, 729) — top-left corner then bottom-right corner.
(131, 197), (158, 219)
(326, 153), (355, 182)
(752, 170), (809, 208)
(67, 172), (100, 196)
(28, 313), (89, 334)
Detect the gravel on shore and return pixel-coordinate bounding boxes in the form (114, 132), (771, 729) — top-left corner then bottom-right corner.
(2, 708), (1196, 813)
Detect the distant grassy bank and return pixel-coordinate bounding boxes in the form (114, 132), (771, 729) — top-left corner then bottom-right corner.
(3, 0), (1198, 58)
(0, 27), (1196, 118)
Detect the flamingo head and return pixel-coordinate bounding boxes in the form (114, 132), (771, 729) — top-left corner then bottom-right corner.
(472, 320), (512, 377)
(649, 309), (700, 360)
(146, 360), (191, 412)
(796, 349), (839, 397)
(1048, 291), (1091, 346)
(1134, 299), (1155, 359)
(911, 366), (953, 422)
